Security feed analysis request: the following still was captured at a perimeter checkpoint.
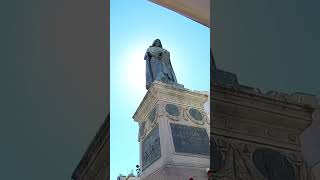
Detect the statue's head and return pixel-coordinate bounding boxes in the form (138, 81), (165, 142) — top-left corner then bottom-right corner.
(151, 39), (162, 48)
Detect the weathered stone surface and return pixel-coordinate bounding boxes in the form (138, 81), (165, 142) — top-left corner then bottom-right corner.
(142, 126), (161, 171)
(211, 46), (318, 180)
(170, 123), (209, 156)
(253, 148), (295, 180)
(209, 135), (308, 180)
(148, 108), (156, 124)
(133, 81), (210, 180)
(211, 84), (312, 179)
(210, 137), (223, 172)
(139, 121), (146, 141)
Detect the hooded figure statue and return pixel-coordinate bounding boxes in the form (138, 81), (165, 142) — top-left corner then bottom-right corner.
(144, 39), (178, 89)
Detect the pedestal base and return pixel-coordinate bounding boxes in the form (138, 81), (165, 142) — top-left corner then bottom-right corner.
(133, 81), (210, 180)
(143, 165), (208, 180)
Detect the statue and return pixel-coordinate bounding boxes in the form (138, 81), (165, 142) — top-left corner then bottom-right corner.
(144, 39), (178, 89)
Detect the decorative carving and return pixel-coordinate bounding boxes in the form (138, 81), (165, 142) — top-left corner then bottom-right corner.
(288, 134), (297, 142)
(211, 136), (307, 180)
(138, 122), (146, 141)
(205, 111), (210, 125)
(141, 125), (161, 171)
(253, 148), (295, 180)
(213, 141), (261, 180)
(230, 81), (318, 107)
(183, 107), (189, 121)
(212, 114), (300, 145)
(148, 108), (157, 126)
(210, 75), (313, 179)
(210, 137), (224, 172)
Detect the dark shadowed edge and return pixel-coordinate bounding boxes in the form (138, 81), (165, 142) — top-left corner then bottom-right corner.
(71, 114), (110, 180)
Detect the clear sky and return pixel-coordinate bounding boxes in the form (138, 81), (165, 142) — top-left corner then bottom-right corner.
(110, 1), (209, 179)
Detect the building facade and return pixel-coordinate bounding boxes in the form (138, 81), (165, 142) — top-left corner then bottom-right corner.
(72, 115), (109, 180)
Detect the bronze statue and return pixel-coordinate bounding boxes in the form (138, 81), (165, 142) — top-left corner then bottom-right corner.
(144, 39), (178, 89)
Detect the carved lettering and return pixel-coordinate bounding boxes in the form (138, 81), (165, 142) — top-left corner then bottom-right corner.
(170, 123), (209, 156)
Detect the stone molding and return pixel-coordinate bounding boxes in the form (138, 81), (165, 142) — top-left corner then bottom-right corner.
(211, 83), (315, 179)
(133, 81), (208, 124)
(211, 54), (318, 180)
(134, 81), (209, 142)
(212, 84), (314, 131)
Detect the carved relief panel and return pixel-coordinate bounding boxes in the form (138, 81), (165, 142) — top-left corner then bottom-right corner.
(139, 106), (158, 142)
(141, 125), (161, 171)
(211, 136), (308, 180)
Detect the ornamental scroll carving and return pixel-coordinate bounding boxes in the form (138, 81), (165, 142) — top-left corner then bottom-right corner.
(141, 125), (161, 171)
(211, 136), (308, 180)
(138, 122), (146, 142)
(161, 103), (209, 125)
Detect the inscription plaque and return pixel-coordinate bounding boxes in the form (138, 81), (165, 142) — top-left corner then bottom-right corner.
(170, 123), (209, 156)
(142, 125), (161, 170)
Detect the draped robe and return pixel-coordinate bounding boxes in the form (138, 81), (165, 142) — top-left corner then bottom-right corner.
(144, 46), (178, 89)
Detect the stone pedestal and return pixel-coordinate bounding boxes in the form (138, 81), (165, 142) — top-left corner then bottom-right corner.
(133, 81), (210, 180)
(211, 84), (314, 180)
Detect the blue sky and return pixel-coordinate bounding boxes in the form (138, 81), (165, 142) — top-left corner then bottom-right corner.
(110, 1), (209, 179)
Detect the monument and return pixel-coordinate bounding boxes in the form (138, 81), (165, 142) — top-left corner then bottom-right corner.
(133, 39), (210, 180)
(210, 52), (319, 180)
(144, 39), (179, 90)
